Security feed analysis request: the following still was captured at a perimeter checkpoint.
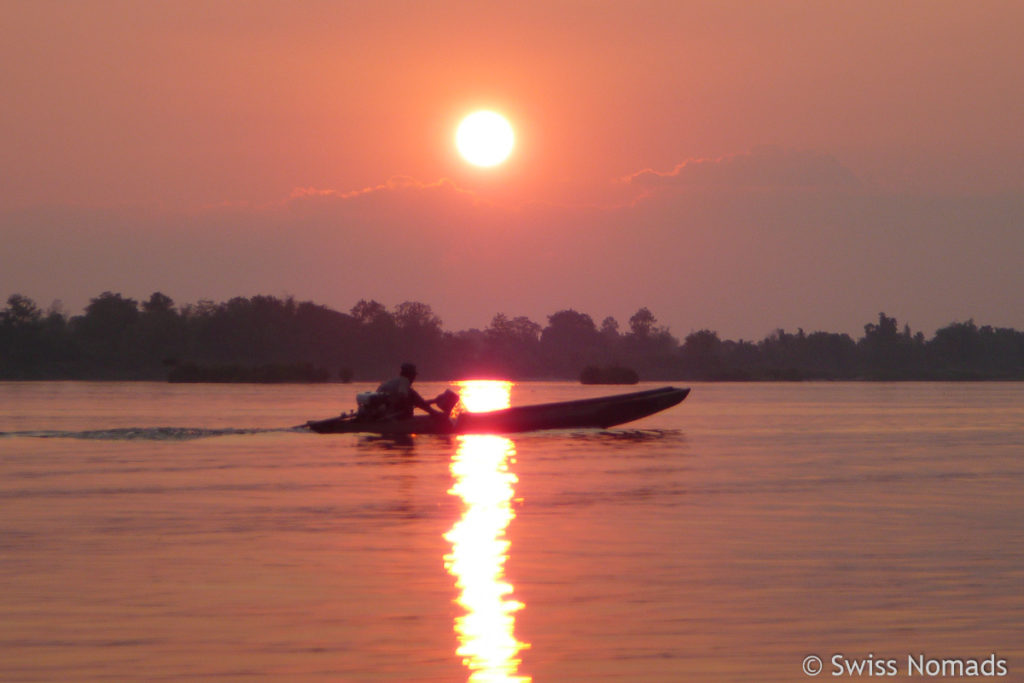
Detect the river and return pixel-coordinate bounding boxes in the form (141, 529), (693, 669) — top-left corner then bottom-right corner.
(1, 381), (1022, 681)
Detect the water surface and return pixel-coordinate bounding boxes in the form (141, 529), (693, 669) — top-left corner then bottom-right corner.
(1, 381), (1022, 681)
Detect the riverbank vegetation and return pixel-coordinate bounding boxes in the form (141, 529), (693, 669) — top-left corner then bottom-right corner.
(2, 292), (1022, 381)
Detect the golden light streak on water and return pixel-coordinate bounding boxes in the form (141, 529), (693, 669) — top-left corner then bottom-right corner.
(445, 380), (530, 682)
(454, 379), (513, 413)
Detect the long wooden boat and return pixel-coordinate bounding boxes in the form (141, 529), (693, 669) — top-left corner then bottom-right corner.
(305, 386), (690, 435)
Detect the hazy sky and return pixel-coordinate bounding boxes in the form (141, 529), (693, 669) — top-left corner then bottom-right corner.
(2, 1), (1022, 340)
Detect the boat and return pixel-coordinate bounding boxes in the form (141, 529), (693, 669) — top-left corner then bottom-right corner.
(305, 386), (690, 435)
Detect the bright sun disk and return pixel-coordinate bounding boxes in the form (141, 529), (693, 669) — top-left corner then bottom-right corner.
(456, 111), (515, 167)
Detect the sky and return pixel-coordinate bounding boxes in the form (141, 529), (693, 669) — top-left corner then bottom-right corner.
(2, 0), (1022, 341)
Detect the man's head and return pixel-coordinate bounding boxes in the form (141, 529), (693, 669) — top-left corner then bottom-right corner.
(400, 363), (417, 381)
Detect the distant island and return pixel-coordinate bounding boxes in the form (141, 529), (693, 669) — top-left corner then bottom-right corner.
(1, 291), (1022, 382)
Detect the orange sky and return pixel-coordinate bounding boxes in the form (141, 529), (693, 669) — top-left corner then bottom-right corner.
(2, 1), (1022, 339)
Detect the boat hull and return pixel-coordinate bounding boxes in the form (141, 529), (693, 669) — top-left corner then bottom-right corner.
(306, 386), (690, 435)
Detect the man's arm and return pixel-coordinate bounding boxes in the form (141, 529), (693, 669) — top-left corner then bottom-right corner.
(409, 389), (442, 417)
(410, 388), (439, 415)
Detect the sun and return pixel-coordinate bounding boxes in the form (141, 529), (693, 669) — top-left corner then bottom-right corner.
(455, 111), (515, 167)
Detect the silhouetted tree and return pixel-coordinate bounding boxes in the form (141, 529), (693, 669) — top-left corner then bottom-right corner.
(926, 319), (1013, 379)
(754, 328), (859, 380)
(393, 301), (439, 329)
(600, 316), (620, 341)
(349, 299), (398, 379)
(439, 327), (488, 378)
(802, 331), (859, 378)
(621, 308), (679, 378)
(72, 292), (141, 375)
(629, 307), (657, 338)
(860, 312), (917, 379)
(351, 299), (392, 326)
(481, 313), (543, 377)
(142, 292), (175, 314)
(2, 294), (42, 327)
(540, 309), (604, 375)
(136, 292), (183, 371)
(680, 330), (724, 379)
(293, 301), (359, 376)
(1, 294), (45, 377)
(3, 290), (1024, 381)
(718, 339), (761, 380)
(392, 301), (443, 372)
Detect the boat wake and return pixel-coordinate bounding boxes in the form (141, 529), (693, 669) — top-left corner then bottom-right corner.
(0, 427), (301, 441)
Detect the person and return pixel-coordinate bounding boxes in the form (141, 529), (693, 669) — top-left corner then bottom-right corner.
(376, 363), (441, 419)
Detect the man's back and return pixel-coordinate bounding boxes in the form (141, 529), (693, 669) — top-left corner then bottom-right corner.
(376, 375), (415, 418)
(377, 375), (411, 397)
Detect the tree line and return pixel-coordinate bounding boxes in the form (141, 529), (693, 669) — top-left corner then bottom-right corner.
(2, 291), (1023, 381)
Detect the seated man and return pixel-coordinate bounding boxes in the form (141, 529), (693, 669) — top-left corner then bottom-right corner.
(376, 363), (440, 419)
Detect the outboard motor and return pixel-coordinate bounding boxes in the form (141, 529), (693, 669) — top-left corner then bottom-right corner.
(356, 391), (389, 420)
(434, 389), (461, 416)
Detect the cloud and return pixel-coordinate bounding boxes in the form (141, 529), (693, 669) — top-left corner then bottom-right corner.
(3, 150), (1021, 342)
(283, 177), (499, 237)
(289, 176), (477, 206)
(626, 146), (861, 194)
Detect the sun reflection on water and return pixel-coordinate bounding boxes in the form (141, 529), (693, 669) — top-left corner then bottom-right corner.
(444, 380), (530, 682)
(454, 379), (514, 413)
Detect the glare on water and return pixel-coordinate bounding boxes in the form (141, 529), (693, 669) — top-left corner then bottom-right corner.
(454, 379), (514, 413)
(445, 434), (530, 682)
(445, 381), (530, 681)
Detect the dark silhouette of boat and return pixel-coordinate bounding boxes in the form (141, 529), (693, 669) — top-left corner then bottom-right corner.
(305, 386), (690, 435)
